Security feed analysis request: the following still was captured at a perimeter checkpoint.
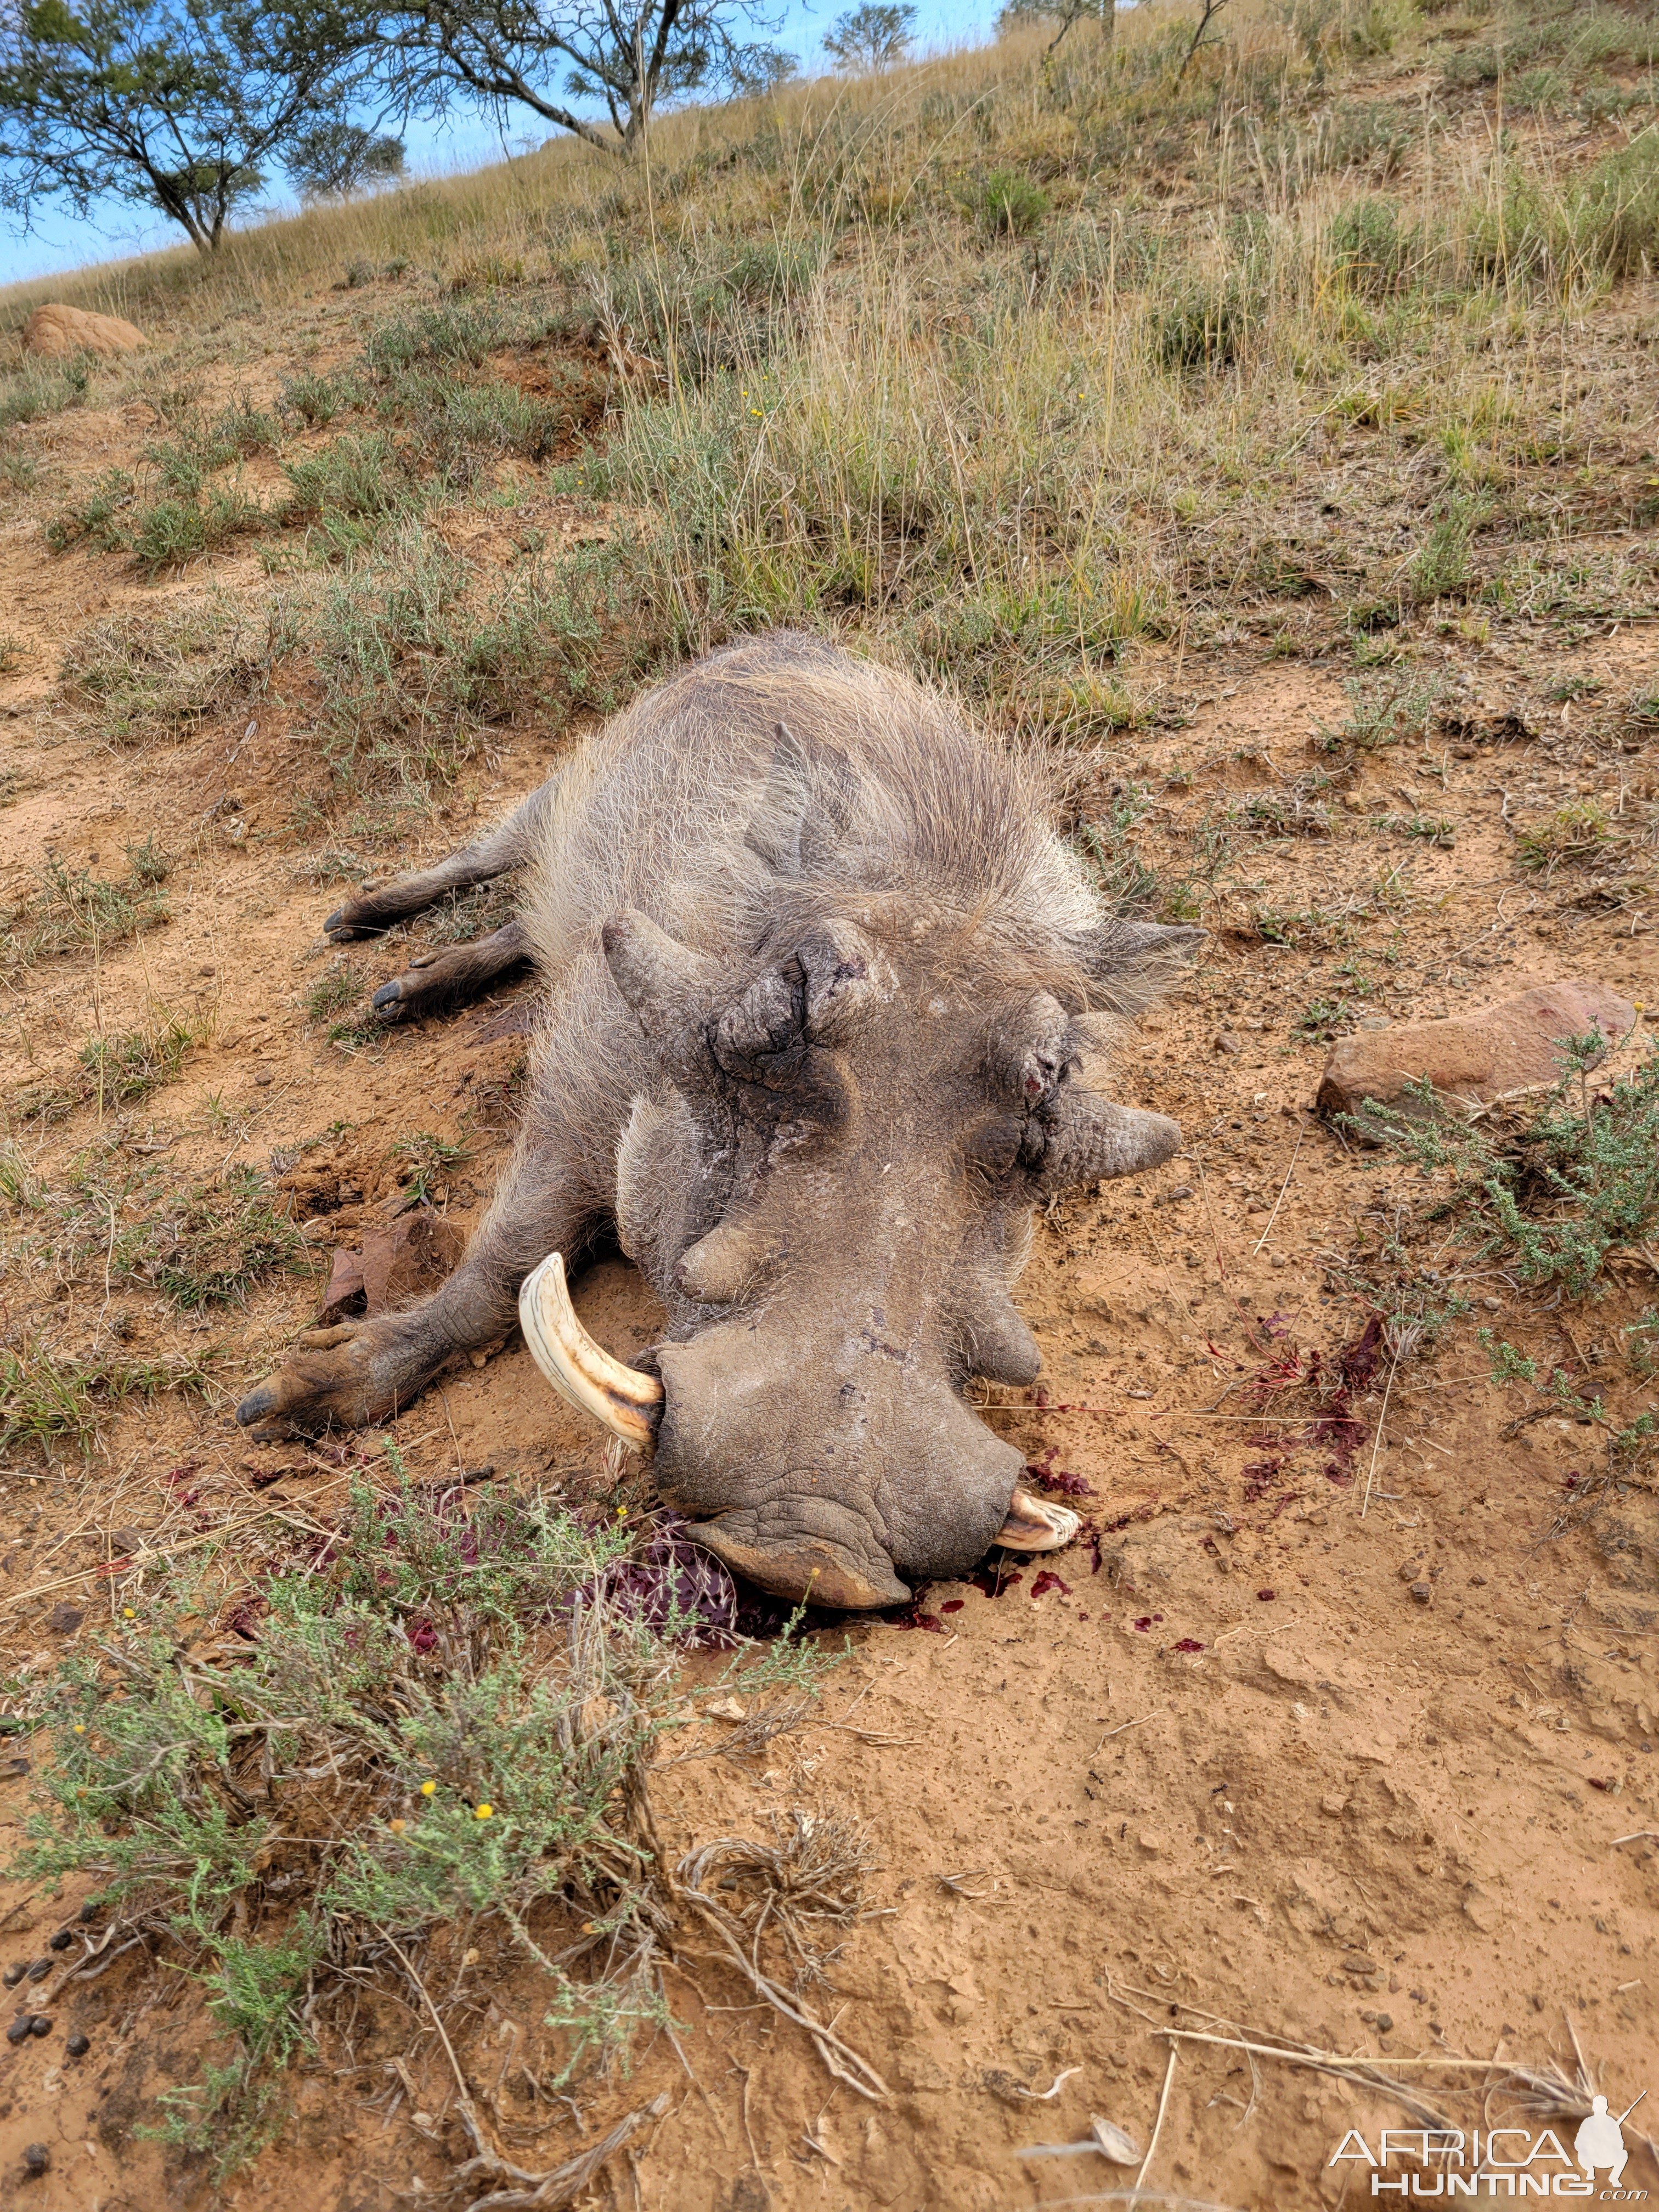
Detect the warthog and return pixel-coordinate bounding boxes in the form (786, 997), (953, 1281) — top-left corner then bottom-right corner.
(239, 633), (1194, 1607)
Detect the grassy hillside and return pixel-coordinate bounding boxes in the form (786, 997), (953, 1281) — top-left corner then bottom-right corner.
(3, 0), (1657, 828)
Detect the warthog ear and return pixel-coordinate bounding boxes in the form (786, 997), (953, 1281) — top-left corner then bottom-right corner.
(1075, 919), (1205, 1018)
(744, 721), (859, 880)
(602, 911), (721, 1085)
(1028, 1086), (1182, 1192)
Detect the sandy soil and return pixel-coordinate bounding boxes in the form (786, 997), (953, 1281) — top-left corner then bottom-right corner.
(0, 354), (1656, 2211)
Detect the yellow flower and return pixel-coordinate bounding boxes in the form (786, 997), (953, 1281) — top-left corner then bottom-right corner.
(420, 1779), (436, 1796)
(475, 1803), (494, 1820)
(72, 1722), (87, 1735)
(122, 1608), (136, 1620)
(390, 1818), (407, 1833)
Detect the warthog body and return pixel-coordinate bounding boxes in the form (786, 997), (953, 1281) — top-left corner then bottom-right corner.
(239, 632), (1193, 1606)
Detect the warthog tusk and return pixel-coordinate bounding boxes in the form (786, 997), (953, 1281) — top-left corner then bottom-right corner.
(994, 1486), (1080, 1554)
(518, 1251), (663, 1457)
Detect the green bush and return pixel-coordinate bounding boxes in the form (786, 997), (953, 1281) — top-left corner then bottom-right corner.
(979, 168), (1051, 238)
(282, 431), (409, 520)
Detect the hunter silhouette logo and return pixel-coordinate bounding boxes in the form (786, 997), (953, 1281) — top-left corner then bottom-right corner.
(1576, 2096), (1640, 2192)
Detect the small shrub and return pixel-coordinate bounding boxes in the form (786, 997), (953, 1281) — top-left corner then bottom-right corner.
(979, 168), (1051, 238)
(128, 486), (265, 574)
(278, 369), (367, 427)
(1515, 800), (1615, 872)
(0, 844), (172, 966)
(1151, 270), (1258, 370)
(0, 1341), (215, 1457)
(4, 1480), (840, 2171)
(0, 354), (92, 429)
(363, 303), (504, 376)
(282, 432), (410, 521)
(1367, 1037), (1659, 1301)
(1321, 670), (1443, 751)
(59, 595), (286, 744)
(44, 469), (134, 555)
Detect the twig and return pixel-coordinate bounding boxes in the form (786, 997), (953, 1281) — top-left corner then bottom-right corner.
(375, 1925), (493, 2164)
(1611, 1830), (1659, 1846)
(462, 2096), (670, 2212)
(1251, 1125), (1305, 1256)
(1359, 1336), (1404, 1521)
(1092, 1708), (1169, 1753)
(1136, 2045), (1179, 2193)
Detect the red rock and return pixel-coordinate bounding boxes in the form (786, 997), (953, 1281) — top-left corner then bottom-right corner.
(1317, 979), (1637, 1133)
(319, 1206), (464, 1321)
(22, 303), (147, 359)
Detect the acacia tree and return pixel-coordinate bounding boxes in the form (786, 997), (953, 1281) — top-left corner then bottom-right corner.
(821, 3), (914, 72)
(0, 0), (368, 255)
(375, 0), (793, 157)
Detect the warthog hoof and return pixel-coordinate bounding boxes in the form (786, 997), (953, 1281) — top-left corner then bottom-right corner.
(235, 1319), (422, 1436)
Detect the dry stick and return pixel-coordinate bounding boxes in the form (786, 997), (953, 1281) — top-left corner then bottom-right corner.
(1358, 1335), (1405, 1521)
(375, 1925), (495, 2165)
(1135, 2045), (1179, 2196)
(1251, 1124), (1305, 1257)
(461, 2096), (670, 2212)
(1159, 2027), (1519, 2069)
(1092, 1708), (1169, 1753)
(1611, 1830), (1659, 1846)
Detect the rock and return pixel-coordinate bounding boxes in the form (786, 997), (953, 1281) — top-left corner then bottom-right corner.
(1410, 1581), (1434, 1606)
(22, 303), (148, 359)
(21, 2141), (49, 2176)
(319, 1205), (465, 1322)
(46, 1602), (83, 1635)
(65, 2032), (89, 2057)
(1317, 979), (1637, 1136)
(7, 2013), (36, 2043)
(1215, 1031), (1242, 1054)
(28, 2013), (51, 2036)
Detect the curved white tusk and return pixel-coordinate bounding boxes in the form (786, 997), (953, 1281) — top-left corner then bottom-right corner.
(994, 1486), (1080, 1554)
(518, 1251), (663, 1457)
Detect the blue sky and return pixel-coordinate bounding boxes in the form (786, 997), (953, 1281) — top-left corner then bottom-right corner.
(0, 0), (1001, 283)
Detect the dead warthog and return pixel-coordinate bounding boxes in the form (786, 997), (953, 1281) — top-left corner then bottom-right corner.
(240, 633), (1194, 1607)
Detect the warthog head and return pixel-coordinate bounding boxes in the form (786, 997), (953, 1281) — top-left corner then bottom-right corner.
(522, 891), (1192, 1610)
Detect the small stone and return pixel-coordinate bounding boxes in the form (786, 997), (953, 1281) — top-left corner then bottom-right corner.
(1410, 1581), (1434, 1606)
(65, 2032), (89, 2057)
(25, 1957), (52, 1982)
(1320, 1793), (1348, 1817)
(1215, 1032), (1242, 1055)
(1470, 1574), (1487, 1587)
(21, 2141), (49, 2176)
(1398, 1559), (1424, 1582)
(1136, 1827), (1167, 1854)
(254, 1071), (274, 1087)
(29, 2014), (51, 2037)
(1374, 2012), (1393, 2033)
(46, 1602), (84, 1636)
(7, 2014), (35, 2043)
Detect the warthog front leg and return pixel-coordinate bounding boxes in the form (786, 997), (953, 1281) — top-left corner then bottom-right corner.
(325, 778), (558, 941)
(369, 919), (532, 1024)
(236, 1137), (592, 1437)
